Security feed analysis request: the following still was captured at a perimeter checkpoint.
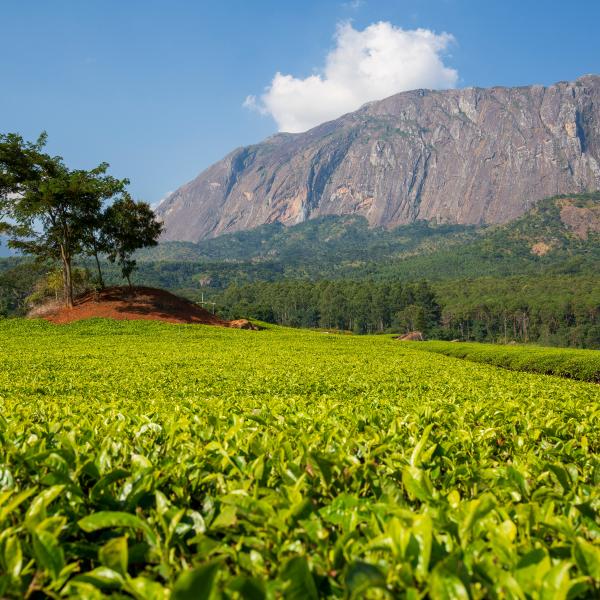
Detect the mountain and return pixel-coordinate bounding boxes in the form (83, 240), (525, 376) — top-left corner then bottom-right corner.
(137, 217), (476, 265)
(157, 76), (600, 242)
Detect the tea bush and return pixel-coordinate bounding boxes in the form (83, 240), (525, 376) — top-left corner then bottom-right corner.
(0, 319), (598, 598)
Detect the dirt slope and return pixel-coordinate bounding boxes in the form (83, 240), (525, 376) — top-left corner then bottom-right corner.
(32, 286), (238, 326)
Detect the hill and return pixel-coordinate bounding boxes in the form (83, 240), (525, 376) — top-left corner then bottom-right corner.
(157, 76), (600, 241)
(140, 193), (600, 282)
(28, 286), (254, 328)
(378, 192), (600, 280)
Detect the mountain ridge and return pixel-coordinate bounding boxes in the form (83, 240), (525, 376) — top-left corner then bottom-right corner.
(157, 75), (600, 241)
(143, 193), (600, 282)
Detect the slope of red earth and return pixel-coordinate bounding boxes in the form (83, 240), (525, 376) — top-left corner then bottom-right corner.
(30, 286), (256, 328)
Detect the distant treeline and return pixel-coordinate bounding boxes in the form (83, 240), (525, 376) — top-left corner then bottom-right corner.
(217, 280), (441, 334)
(2, 259), (599, 348)
(216, 277), (600, 348)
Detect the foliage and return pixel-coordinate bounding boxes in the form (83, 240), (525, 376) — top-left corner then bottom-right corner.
(0, 259), (49, 316)
(101, 194), (163, 287)
(216, 280), (441, 334)
(135, 215), (474, 267)
(0, 133), (162, 305)
(417, 341), (600, 382)
(136, 193), (600, 283)
(0, 132), (128, 306)
(0, 319), (599, 597)
(25, 267), (93, 308)
(434, 275), (600, 348)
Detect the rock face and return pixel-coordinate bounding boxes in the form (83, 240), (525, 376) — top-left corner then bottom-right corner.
(157, 76), (600, 242)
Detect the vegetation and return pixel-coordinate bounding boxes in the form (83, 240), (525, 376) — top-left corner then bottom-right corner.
(0, 319), (598, 597)
(216, 280), (441, 335)
(434, 275), (600, 348)
(1, 192), (598, 348)
(0, 133), (162, 306)
(136, 193), (600, 282)
(213, 275), (600, 347)
(418, 340), (600, 382)
(102, 195), (163, 288)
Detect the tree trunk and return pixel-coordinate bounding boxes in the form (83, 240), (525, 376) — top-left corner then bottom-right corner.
(60, 245), (74, 308)
(92, 243), (104, 289)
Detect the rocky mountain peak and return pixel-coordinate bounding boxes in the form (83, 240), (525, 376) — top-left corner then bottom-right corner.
(157, 76), (600, 242)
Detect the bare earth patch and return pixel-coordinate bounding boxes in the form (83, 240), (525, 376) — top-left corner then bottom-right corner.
(530, 241), (553, 256)
(559, 201), (600, 240)
(31, 286), (256, 328)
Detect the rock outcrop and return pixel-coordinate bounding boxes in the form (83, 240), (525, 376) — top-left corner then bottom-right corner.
(157, 76), (600, 242)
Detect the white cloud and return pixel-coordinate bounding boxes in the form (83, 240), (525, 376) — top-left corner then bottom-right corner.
(342, 0), (365, 10)
(245, 21), (458, 133)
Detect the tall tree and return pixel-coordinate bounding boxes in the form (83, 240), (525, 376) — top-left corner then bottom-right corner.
(0, 133), (82, 306)
(102, 194), (163, 288)
(78, 172), (128, 289)
(1, 133), (130, 306)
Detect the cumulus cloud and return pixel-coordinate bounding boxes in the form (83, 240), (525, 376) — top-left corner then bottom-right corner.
(245, 21), (458, 133)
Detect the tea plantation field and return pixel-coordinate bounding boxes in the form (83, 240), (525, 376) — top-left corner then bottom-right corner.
(0, 319), (598, 598)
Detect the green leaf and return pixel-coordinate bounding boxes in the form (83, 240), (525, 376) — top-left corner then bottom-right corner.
(3, 536), (22, 578)
(547, 464), (571, 493)
(78, 511), (158, 547)
(211, 504), (237, 528)
(0, 489), (36, 524)
(280, 556), (318, 600)
(516, 548), (551, 592)
(32, 531), (65, 580)
(309, 452), (334, 486)
(227, 576), (266, 600)
(429, 565), (469, 600)
(345, 561), (388, 597)
(459, 494), (496, 542)
(125, 576), (169, 600)
(99, 536), (128, 576)
(540, 561), (573, 600)
(410, 423), (434, 466)
(172, 561), (220, 600)
(90, 468), (130, 501)
(73, 567), (125, 590)
(25, 485), (64, 530)
(412, 514), (433, 579)
(402, 466), (432, 501)
(573, 538), (600, 580)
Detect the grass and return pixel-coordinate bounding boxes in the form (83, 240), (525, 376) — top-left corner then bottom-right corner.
(0, 319), (599, 598)
(417, 340), (600, 382)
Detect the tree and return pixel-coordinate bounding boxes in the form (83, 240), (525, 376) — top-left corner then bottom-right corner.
(102, 194), (163, 288)
(0, 133), (83, 307)
(78, 173), (128, 289)
(1, 133), (148, 306)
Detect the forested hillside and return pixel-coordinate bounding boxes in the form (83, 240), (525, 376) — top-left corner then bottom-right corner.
(140, 192), (600, 280)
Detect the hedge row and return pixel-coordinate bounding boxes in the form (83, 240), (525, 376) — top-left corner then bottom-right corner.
(415, 341), (600, 383)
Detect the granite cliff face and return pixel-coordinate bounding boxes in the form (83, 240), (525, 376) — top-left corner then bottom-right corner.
(157, 76), (600, 241)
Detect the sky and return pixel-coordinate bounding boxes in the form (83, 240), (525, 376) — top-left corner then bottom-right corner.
(1, 0), (600, 255)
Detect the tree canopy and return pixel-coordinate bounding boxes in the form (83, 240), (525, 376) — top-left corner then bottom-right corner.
(0, 133), (162, 306)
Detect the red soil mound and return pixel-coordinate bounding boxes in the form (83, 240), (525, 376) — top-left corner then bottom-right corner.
(34, 286), (234, 326)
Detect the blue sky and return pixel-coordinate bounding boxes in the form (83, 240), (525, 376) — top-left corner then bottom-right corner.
(1, 0), (600, 219)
